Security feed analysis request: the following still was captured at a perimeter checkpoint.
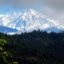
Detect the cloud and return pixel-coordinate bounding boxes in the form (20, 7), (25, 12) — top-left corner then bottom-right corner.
(0, 0), (64, 10)
(43, 0), (64, 11)
(0, 0), (41, 8)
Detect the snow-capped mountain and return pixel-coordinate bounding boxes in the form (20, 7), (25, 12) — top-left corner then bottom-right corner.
(0, 9), (64, 34)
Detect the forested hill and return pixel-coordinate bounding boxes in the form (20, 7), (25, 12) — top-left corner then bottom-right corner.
(0, 31), (64, 64)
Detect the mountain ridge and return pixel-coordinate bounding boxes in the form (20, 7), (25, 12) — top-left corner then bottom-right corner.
(0, 9), (64, 34)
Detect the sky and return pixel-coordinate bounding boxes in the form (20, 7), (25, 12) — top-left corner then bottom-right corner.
(0, 0), (64, 22)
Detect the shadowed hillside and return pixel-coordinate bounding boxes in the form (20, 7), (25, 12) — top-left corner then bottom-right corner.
(0, 31), (64, 64)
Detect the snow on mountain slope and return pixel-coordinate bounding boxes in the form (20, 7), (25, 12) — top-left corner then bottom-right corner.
(0, 25), (18, 34)
(0, 9), (64, 34)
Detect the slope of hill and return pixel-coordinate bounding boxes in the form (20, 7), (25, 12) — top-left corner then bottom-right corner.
(0, 25), (18, 34)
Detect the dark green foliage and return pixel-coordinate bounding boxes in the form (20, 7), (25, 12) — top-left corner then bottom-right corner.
(0, 31), (64, 64)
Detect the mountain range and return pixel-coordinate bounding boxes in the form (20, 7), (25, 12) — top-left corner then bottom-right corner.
(0, 9), (64, 34)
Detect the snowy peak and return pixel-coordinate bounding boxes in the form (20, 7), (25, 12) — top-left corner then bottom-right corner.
(0, 9), (64, 34)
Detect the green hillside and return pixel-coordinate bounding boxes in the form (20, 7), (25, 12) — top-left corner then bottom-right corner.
(0, 31), (64, 64)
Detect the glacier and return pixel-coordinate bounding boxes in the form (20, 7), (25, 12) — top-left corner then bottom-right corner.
(0, 9), (64, 34)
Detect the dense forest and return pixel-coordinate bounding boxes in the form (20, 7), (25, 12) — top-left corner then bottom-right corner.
(0, 31), (64, 64)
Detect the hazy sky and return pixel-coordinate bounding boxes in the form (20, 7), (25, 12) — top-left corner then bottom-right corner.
(0, 0), (64, 22)
(0, 0), (64, 10)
